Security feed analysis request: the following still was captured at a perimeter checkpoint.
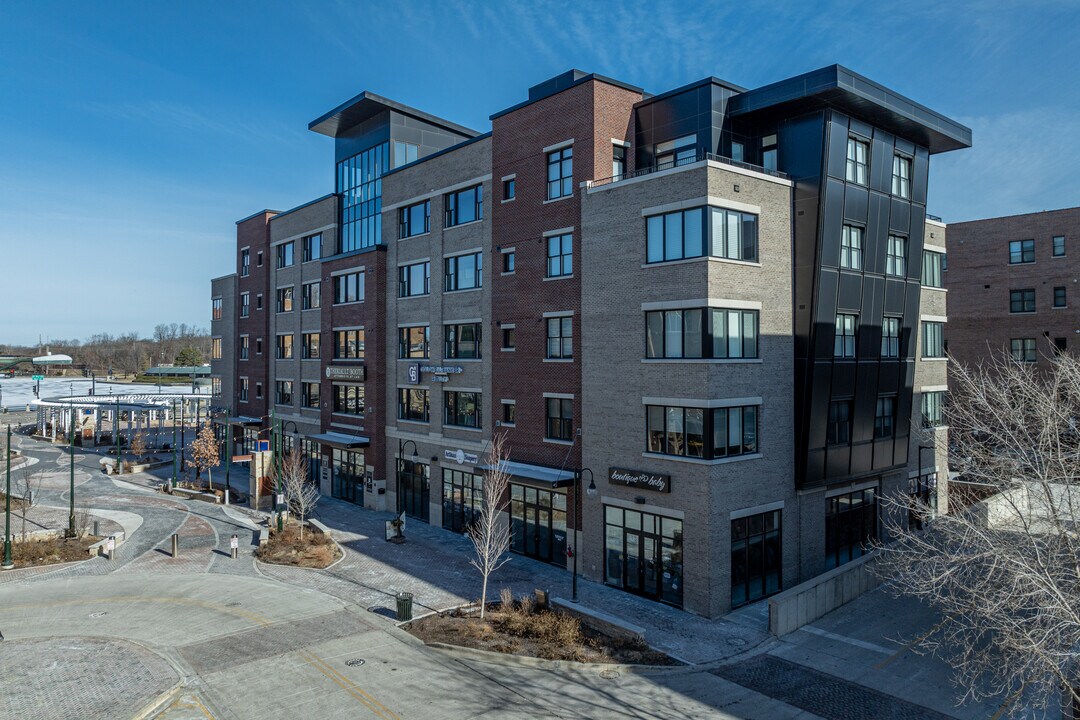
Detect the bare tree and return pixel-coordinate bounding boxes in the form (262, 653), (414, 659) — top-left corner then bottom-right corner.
(16, 468), (42, 541)
(188, 422), (220, 490)
(469, 433), (512, 620)
(877, 350), (1080, 716)
(129, 431), (148, 463)
(276, 450), (319, 539)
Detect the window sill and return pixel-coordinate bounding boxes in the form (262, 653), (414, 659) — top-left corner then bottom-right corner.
(501, 348), (516, 352)
(333, 301), (365, 307)
(398, 357), (430, 361)
(641, 256), (762, 270)
(302, 259), (322, 265)
(543, 275), (574, 282)
(921, 285), (946, 292)
(543, 358), (574, 363)
(399, 231), (431, 241)
(445, 219), (484, 231)
(501, 198), (515, 204)
(1008, 261), (1036, 266)
(332, 412), (366, 419)
(444, 287), (482, 295)
(302, 357), (320, 362)
(396, 419), (430, 426)
(449, 358), (483, 363)
(330, 358), (365, 363)
(641, 451), (762, 466)
(543, 194), (574, 205)
(1053, 305), (1068, 310)
(641, 358), (762, 364)
(398, 294), (430, 300)
(920, 357), (948, 362)
(501, 271), (515, 276)
(444, 425), (483, 433)
(544, 438), (574, 446)
(275, 310), (295, 315)
(302, 307), (321, 312)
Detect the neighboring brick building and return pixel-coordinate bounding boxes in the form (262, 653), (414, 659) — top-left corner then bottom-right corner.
(211, 65), (970, 617)
(946, 207), (1080, 372)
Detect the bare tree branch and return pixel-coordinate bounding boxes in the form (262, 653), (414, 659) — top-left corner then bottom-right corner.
(470, 433), (512, 620)
(275, 450), (319, 540)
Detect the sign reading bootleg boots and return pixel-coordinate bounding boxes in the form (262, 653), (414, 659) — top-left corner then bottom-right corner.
(326, 365), (366, 381)
(609, 467), (671, 493)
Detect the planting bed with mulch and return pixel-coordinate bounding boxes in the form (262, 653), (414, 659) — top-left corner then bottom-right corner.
(406, 591), (677, 665)
(255, 523), (341, 568)
(10, 535), (102, 566)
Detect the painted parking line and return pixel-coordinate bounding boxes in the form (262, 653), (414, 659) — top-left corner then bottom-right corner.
(798, 625), (896, 655)
(300, 649), (401, 720)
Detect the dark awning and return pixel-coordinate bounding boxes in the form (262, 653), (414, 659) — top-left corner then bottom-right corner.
(473, 460), (575, 489)
(308, 432), (370, 449)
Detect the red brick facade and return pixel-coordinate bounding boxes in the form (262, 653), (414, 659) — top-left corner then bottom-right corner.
(235, 211), (277, 419)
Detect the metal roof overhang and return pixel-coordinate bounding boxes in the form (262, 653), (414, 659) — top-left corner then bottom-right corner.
(308, 431), (370, 449)
(308, 91), (479, 139)
(728, 65), (972, 155)
(473, 460), (576, 489)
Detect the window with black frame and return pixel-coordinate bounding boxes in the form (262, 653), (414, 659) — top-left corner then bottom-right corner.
(333, 329), (364, 360)
(397, 460), (429, 522)
(603, 506), (683, 606)
(445, 252), (482, 291)
(398, 200), (430, 238)
(825, 488), (877, 569)
(398, 388), (429, 422)
(302, 233), (321, 262)
(881, 317), (901, 358)
(845, 136), (869, 185)
(546, 234), (572, 277)
(398, 326), (429, 359)
(645, 206), (758, 264)
(545, 397), (573, 440)
(332, 384), (364, 416)
(1009, 239), (1035, 264)
(873, 397), (895, 438)
(546, 317), (572, 359)
(444, 323), (480, 359)
(333, 272), (364, 304)
(645, 308), (758, 359)
(445, 184), (483, 226)
(546, 147), (573, 199)
(1009, 289), (1036, 313)
(276, 241), (294, 269)
(302, 281), (320, 310)
(302, 332), (320, 359)
(398, 261), (430, 297)
(645, 404), (757, 459)
(302, 382), (320, 409)
(444, 391), (481, 428)
(443, 468), (483, 533)
(827, 400), (852, 444)
(730, 509), (781, 607)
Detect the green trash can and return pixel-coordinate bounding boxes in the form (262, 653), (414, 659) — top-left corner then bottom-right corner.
(395, 591), (414, 621)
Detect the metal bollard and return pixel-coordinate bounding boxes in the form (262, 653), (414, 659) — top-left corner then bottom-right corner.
(171, 533), (179, 558)
(93, 521), (100, 537)
(106, 536), (115, 561)
(230, 534), (238, 560)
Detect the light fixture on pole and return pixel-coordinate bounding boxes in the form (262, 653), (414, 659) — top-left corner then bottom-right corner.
(571, 467), (597, 603)
(2, 425), (14, 570)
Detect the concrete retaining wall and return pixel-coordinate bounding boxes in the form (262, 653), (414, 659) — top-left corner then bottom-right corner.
(767, 552), (880, 637)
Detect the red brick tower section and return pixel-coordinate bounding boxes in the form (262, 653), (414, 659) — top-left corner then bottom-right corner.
(235, 211), (277, 420)
(490, 78), (640, 475)
(320, 247), (389, 482)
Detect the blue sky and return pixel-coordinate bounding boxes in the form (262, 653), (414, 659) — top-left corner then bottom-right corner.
(1, 0), (1077, 346)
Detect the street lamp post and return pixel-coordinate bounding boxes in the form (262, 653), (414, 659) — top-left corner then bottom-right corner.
(3, 425), (13, 569)
(571, 468), (597, 603)
(171, 400), (178, 490)
(397, 439), (419, 515)
(114, 398), (121, 473)
(224, 407), (232, 506)
(68, 405), (76, 537)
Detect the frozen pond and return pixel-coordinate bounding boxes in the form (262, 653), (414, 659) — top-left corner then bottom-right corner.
(0, 376), (208, 408)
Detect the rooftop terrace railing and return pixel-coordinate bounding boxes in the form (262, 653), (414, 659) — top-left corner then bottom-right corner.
(588, 151), (789, 188)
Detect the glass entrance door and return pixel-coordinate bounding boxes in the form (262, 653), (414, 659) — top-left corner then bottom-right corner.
(331, 448), (364, 506)
(397, 460), (430, 522)
(604, 506), (683, 606)
(510, 484), (566, 565)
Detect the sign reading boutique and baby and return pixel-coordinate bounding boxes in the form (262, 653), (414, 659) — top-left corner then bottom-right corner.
(608, 467), (671, 493)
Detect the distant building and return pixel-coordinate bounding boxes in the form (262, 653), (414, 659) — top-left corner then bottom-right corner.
(210, 65), (970, 617)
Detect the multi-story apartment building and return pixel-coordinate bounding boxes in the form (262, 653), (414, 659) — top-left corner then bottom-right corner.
(946, 207), (1079, 371)
(210, 65), (970, 617)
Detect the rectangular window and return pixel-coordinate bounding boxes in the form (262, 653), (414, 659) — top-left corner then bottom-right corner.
(502, 327), (515, 350)
(255, 382), (262, 399)
(239, 336), (249, 360)
(1054, 337), (1067, 353)
(922, 251), (944, 288)
(845, 137), (869, 185)
(240, 292), (250, 318)
(276, 241), (294, 269)
(398, 388), (430, 422)
(886, 235), (907, 277)
(211, 377), (221, 396)
(881, 317), (901, 358)
(444, 323), (481, 359)
(240, 249), (250, 277)
(645, 207), (757, 264)
(502, 401), (516, 425)
(922, 321), (944, 358)
(333, 384), (364, 415)
(731, 140), (744, 162)
(546, 146), (573, 199)
(612, 145), (626, 179)
(874, 396), (895, 438)
(255, 338), (262, 355)
(302, 233), (322, 262)
(275, 286), (294, 313)
(891, 154), (912, 198)
(1009, 289), (1036, 313)
(212, 298), (222, 321)
(211, 338), (222, 360)
(922, 391), (944, 427)
(730, 509), (782, 607)
(445, 184), (483, 227)
(275, 334), (293, 360)
(445, 252), (483, 291)
(336, 142), (388, 253)
(834, 314), (857, 359)
(1053, 235), (1065, 257)
(825, 489), (877, 570)
(443, 468), (485, 534)
(256, 294), (262, 310)
(444, 391), (481, 428)
(1009, 239), (1035, 264)
(398, 261), (430, 297)
(1010, 338), (1037, 363)
(1054, 286), (1067, 308)
(712, 207), (759, 262)
(655, 134), (696, 170)
(546, 317), (572, 359)
(546, 233), (573, 277)
(302, 332), (320, 359)
(827, 400), (852, 445)
(503, 178), (515, 200)
(398, 326), (429, 359)
(646, 404), (756, 459)
(392, 140), (419, 168)
(302, 382), (320, 409)
(302, 281), (320, 310)
(333, 329), (365, 360)
(502, 251), (515, 273)
(645, 308), (758, 360)
(545, 398), (573, 441)
(761, 135), (777, 172)
(398, 200), (430, 238)
(840, 225), (863, 270)
(275, 380), (293, 406)
(238, 378), (248, 402)
(333, 272), (364, 304)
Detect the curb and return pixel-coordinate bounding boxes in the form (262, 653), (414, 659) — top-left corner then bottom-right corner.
(420, 640), (693, 676)
(252, 531), (347, 572)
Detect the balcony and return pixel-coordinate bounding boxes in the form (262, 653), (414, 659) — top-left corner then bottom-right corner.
(587, 151), (788, 189)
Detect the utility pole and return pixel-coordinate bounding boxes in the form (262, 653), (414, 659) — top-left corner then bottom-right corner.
(2, 425), (13, 569)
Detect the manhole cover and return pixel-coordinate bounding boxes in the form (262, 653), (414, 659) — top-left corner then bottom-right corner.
(225, 602), (242, 607)
(599, 668), (620, 680)
(345, 659), (365, 667)
(89, 612), (107, 618)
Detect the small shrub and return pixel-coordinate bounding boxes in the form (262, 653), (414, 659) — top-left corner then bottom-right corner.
(499, 587), (513, 610)
(518, 593), (534, 616)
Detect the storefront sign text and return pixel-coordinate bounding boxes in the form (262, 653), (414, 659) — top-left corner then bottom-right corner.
(326, 365), (366, 381)
(609, 467), (670, 493)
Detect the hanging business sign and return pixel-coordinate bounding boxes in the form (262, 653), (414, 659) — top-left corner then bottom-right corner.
(609, 467), (671, 493)
(444, 448), (479, 465)
(326, 365), (366, 381)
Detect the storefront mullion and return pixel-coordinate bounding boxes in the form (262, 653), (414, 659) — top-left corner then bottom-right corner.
(331, 448), (364, 505)
(603, 505), (683, 607)
(442, 468), (482, 533)
(397, 460), (430, 522)
(509, 484), (566, 566)
(730, 509), (781, 607)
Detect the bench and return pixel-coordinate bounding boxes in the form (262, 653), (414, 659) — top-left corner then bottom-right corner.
(87, 530), (127, 557)
(309, 519), (333, 536)
(551, 597), (647, 642)
(257, 528), (269, 546)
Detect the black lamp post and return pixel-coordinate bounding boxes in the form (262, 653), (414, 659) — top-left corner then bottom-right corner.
(398, 439), (419, 514)
(68, 404), (75, 537)
(571, 468), (597, 603)
(3, 425), (13, 569)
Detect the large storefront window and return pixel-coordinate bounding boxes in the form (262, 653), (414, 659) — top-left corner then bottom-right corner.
(301, 439), (321, 485)
(825, 488), (877, 570)
(442, 468), (483, 533)
(604, 506), (683, 606)
(397, 460), (429, 522)
(731, 509), (781, 607)
(331, 449), (365, 506)
(510, 484), (566, 565)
